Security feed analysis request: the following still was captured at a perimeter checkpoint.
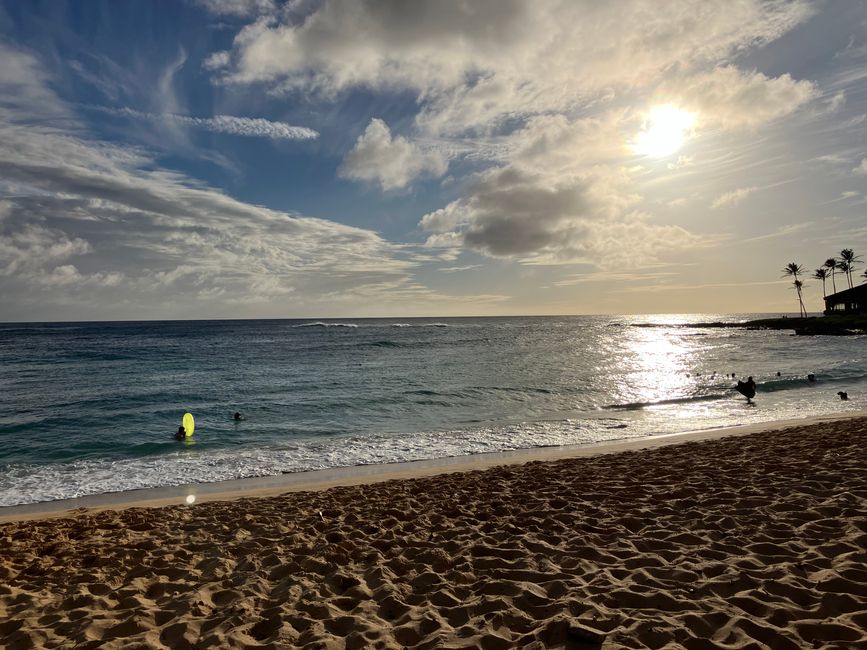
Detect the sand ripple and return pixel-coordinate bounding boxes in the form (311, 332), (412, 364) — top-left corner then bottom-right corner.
(2, 418), (866, 648)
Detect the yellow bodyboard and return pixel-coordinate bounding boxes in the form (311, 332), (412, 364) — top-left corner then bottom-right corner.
(182, 412), (195, 438)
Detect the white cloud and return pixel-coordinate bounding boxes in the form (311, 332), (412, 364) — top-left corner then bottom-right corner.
(668, 156), (694, 170)
(419, 126), (709, 268)
(0, 44), (458, 318)
(439, 264), (483, 274)
(826, 91), (846, 113)
(660, 66), (818, 130)
(195, 0), (275, 17)
(203, 51), (231, 71)
(853, 158), (867, 174)
(204, 1), (814, 269)
(0, 224), (91, 277)
(812, 154), (849, 165)
(0, 43), (73, 125)
(212, 0), (814, 135)
(712, 186), (758, 209)
(96, 106), (318, 140)
(338, 119), (447, 190)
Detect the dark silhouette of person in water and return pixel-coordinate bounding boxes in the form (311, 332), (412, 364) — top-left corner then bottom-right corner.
(233, 412), (242, 421)
(838, 391), (849, 401)
(175, 425), (186, 441)
(736, 376), (757, 403)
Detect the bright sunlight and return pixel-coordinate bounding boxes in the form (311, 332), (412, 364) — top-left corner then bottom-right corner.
(633, 105), (696, 158)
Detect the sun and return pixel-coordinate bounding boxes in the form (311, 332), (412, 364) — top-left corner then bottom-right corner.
(633, 105), (695, 158)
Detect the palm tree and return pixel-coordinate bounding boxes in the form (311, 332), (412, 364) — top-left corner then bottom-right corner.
(839, 249), (861, 289)
(837, 260), (852, 289)
(825, 257), (838, 293)
(782, 262), (807, 318)
(793, 279), (806, 317)
(813, 268), (829, 297)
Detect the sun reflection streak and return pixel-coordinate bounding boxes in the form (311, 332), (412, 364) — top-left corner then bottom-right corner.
(619, 327), (698, 407)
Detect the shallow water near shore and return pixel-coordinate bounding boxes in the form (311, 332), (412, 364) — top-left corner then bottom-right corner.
(1, 314), (865, 506)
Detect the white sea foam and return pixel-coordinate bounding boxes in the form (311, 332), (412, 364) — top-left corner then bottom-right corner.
(0, 420), (615, 506)
(3, 393), (862, 507)
(292, 322), (359, 328)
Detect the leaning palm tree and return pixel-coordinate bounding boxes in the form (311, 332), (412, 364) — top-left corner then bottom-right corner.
(825, 257), (838, 293)
(792, 280), (807, 318)
(813, 268), (829, 297)
(782, 262), (807, 317)
(839, 249), (861, 288)
(837, 260), (852, 289)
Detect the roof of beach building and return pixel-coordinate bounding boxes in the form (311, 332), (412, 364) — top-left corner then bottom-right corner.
(824, 283), (867, 303)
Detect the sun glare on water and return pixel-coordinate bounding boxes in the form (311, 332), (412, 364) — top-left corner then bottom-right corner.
(633, 105), (695, 158)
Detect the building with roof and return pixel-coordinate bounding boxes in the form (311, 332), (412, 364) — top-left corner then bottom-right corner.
(824, 283), (867, 315)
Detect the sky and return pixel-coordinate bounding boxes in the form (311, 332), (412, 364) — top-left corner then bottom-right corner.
(1, 0), (866, 321)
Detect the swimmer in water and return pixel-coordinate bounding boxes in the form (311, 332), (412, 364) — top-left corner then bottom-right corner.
(233, 412), (242, 421)
(175, 425), (186, 441)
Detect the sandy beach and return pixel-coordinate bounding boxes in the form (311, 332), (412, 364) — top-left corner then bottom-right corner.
(2, 417), (866, 649)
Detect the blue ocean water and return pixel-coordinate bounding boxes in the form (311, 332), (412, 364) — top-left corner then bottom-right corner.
(1, 315), (865, 506)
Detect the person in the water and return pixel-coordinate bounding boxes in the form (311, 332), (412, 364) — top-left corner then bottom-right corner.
(736, 376), (757, 403)
(233, 412), (242, 421)
(175, 425), (186, 441)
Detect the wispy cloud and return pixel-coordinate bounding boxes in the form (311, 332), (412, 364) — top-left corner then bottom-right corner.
(439, 264), (482, 273)
(90, 106), (318, 140)
(194, 0), (275, 18)
(618, 279), (785, 294)
(741, 222), (812, 243)
(711, 186), (758, 209)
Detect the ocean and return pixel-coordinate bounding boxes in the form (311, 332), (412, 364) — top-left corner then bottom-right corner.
(1, 315), (865, 507)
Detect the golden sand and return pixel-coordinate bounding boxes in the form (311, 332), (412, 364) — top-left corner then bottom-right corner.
(2, 418), (866, 648)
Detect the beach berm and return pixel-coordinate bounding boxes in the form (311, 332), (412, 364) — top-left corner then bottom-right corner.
(1, 417), (866, 648)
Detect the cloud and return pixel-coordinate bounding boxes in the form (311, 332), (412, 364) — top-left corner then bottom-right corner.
(93, 106), (318, 140)
(0, 44), (449, 318)
(812, 154), (849, 165)
(202, 1), (813, 270)
(853, 158), (867, 174)
(420, 155), (708, 267)
(826, 91), (846, 113)
(195, 0), (276, 17)
(210, 0), (814, 135)
(740, 222), (812, 243)
(712, 186), (758, 209)
(660, 66), (818, 130)
(338, 119), (447, 190)
(0, 43), (73, 124)
(439, 264), (482, 273)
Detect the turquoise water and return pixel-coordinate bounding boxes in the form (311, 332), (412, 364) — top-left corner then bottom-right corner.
(1, 315), (865, 506)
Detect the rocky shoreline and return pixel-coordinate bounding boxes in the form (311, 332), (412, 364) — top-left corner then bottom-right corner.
(635, 315), (867, 335)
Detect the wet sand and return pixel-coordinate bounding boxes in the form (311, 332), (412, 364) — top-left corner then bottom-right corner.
(2, 416), (866, 648)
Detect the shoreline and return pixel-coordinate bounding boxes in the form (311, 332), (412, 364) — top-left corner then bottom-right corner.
(3, 409), (865, 523)
(3, 410), (865, 648)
